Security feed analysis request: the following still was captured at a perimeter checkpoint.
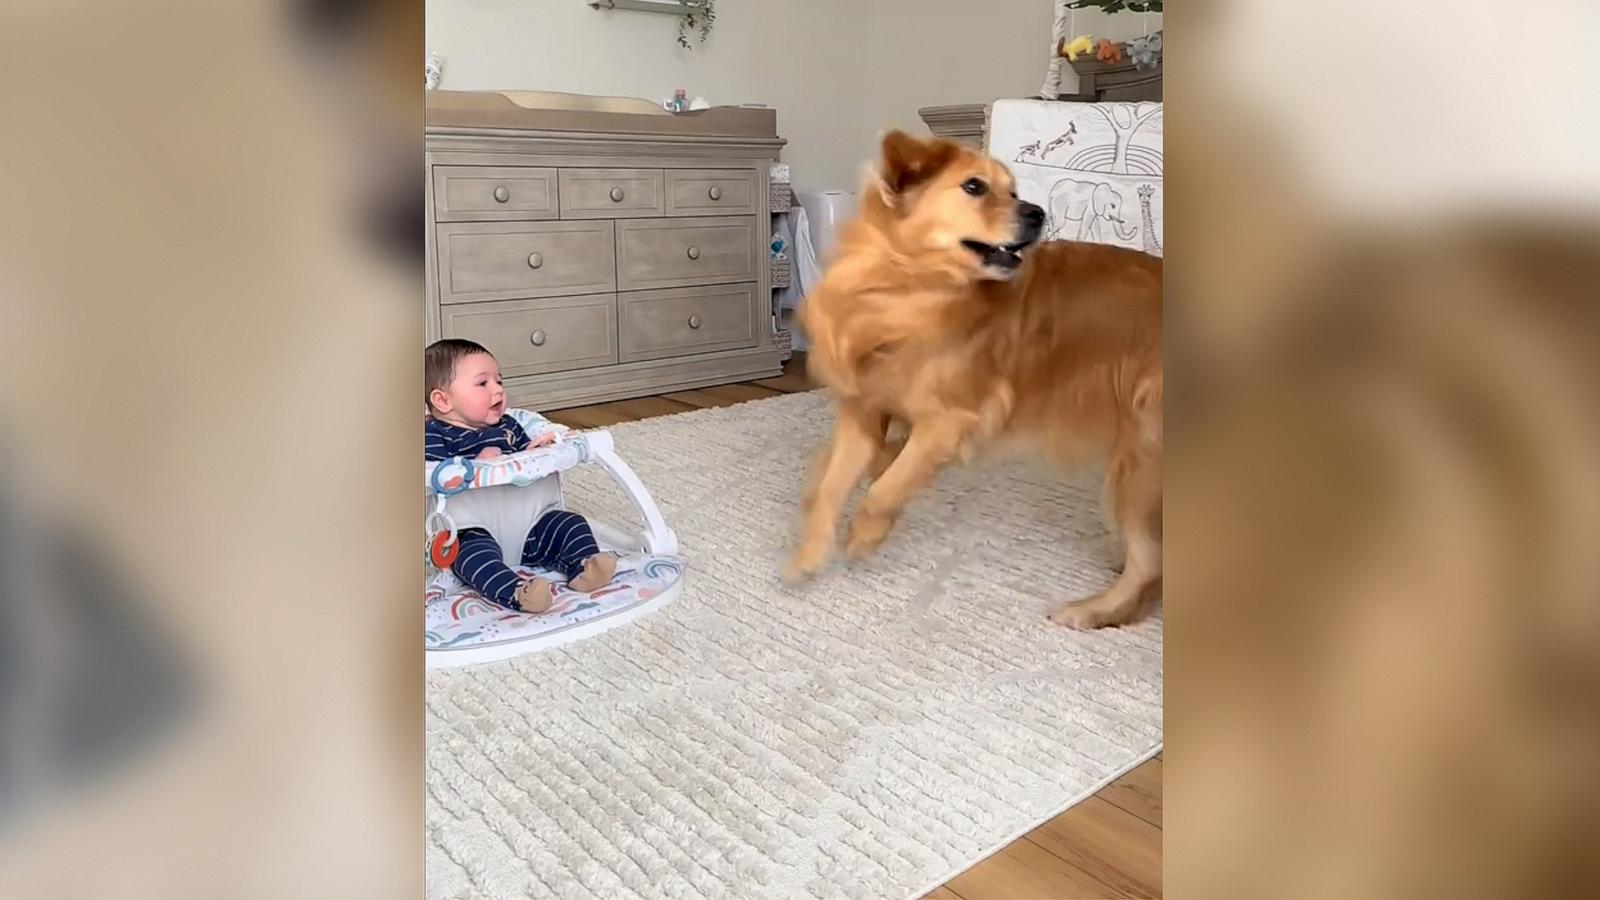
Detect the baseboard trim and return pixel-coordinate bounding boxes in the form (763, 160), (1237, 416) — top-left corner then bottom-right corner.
(507, 346), (785, 410)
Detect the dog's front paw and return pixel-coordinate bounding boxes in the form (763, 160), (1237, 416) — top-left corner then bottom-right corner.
(844, 510), (895, 561)
(1048, 597), (1109, 630)
(782, 541), (830, 584)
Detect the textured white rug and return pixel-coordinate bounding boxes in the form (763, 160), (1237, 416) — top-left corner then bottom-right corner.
(425, 391), (1163, 899)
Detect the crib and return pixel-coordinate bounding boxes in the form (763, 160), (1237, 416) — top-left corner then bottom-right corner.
(424, 409), (684, 668)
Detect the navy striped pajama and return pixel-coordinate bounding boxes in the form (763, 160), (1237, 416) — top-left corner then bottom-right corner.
(425, 417), (532, 461)
(451, 510), (602, 610)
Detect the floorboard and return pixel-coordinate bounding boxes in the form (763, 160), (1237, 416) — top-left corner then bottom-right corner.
(658, 388), (749, 410)
(945, 836), (1124, 900)
(1025, 796), (1163, 898)
(1098, 757), (1163, 828)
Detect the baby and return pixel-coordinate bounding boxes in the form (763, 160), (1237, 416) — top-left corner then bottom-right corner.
(425, 338), (616, 613)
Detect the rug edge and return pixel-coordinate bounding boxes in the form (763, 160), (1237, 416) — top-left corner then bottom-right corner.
(902, 740), (1165, 900)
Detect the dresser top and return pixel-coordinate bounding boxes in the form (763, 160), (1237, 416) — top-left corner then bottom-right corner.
(427, 91), (777, 139)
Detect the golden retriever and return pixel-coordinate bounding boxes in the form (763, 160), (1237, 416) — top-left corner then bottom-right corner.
(786, 131), (1163, 628)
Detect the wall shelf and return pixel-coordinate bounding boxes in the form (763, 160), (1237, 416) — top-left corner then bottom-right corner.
(587, 0), (687, 16)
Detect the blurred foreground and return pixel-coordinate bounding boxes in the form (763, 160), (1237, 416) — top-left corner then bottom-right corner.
(1165, 2), (1600, 898)
(1, 1), (422, 895)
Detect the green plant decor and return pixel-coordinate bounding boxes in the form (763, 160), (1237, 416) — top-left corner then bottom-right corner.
(677, 0), (716, 50)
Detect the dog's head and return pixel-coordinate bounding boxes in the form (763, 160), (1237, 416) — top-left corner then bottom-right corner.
(862, 130), (1045, 280)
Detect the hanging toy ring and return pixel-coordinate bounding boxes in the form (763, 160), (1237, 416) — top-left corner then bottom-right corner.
(429, 529), (460, 568)
(430, 455), (475, 496)
(426, 508), (459, 568)
(425, 507), (456, 540)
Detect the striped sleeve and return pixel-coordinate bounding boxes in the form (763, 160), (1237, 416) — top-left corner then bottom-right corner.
(424, 420), (453, 461)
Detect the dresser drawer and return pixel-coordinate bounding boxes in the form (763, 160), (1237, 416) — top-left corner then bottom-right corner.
(441, 294), (618, 377)
(558, 168), (664, 218)
(615, 216), (757, 291)
(436, 221), (615, 304)
(665, 169), (759, 216)
(618, 284), (758, 362)
(432, 166), (558, 221)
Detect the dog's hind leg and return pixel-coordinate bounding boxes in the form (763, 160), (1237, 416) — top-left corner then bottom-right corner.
(1051, 447), (1160, 627)
(1051, 418), (1162, 628)
(866, 417), (906, 483)
(845, 416), (967, 561)
(1099, 477), (1127, 574)
(785, 403), (880, 582)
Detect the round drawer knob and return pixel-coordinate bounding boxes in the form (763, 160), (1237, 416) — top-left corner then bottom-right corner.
(529, 329), (547, 347)
(493, 185), (510, 203)
(686, 245), (701, 260)
(688, 315), (703, 330)
(707, 185), (723, 201)
(527, 252), (544, 269)
(609, 186), (625, 202)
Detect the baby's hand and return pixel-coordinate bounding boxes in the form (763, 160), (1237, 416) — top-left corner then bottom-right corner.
(476, 447), (503, 460)
(528, 432), (557, 450)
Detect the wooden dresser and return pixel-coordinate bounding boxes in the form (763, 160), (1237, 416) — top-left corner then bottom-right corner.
(426, 92), (788, 410)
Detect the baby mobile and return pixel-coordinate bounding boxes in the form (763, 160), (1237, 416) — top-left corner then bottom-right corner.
(1059, 0), (1164, 71)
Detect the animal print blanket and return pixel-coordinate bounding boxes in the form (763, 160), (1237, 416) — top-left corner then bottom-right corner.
(987, 99), (1163, 257)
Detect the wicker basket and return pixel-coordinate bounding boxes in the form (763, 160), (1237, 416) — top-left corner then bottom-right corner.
(770, 255), (792, 289)
(773, 328), (793, 360)
(769, 181), (792, 212)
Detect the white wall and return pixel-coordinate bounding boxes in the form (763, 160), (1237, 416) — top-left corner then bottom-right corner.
(855, 0), (1053, 148)
(426, 0), (1161, 192)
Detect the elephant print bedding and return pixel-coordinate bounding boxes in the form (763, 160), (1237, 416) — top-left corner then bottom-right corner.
(988, 99), (1163, 256)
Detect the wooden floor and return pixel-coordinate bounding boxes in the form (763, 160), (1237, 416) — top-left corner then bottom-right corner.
(547, 354), (1164, 899)
(544, 365), (816, 429)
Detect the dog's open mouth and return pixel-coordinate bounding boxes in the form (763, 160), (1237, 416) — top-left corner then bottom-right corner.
(961, 239), (1031, 271)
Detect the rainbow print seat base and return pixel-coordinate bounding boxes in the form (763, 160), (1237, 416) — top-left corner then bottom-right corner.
(425, 409), (682, 668)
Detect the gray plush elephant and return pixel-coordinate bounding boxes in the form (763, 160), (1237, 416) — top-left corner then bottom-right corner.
(1046, 179), (1139, 243)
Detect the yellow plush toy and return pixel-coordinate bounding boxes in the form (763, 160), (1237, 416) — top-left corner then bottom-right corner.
(1059, 34), (1096, 62)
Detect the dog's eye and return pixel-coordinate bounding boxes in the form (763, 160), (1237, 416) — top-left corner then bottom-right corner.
(961, 177), (988, 197)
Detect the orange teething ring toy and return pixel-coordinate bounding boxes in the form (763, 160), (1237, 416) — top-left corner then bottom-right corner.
(429, 530), (460, 568)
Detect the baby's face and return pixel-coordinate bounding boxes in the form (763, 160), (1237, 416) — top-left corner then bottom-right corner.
(436, 352), (506, 429)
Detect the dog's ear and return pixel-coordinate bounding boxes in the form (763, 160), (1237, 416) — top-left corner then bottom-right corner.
(876, 131), (960, 200)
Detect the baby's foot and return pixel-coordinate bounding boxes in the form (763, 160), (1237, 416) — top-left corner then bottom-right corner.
(568, 554), (617, 593)
(514, 577), (554, 613)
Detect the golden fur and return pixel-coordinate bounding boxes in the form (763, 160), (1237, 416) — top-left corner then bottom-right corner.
(787, 131), (1163, 628)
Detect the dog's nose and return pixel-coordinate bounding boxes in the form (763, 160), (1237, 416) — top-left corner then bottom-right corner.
(1019, 202), (1045, 226)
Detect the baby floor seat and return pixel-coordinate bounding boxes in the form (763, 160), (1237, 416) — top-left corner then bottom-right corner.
(425, 409), (683, 668)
